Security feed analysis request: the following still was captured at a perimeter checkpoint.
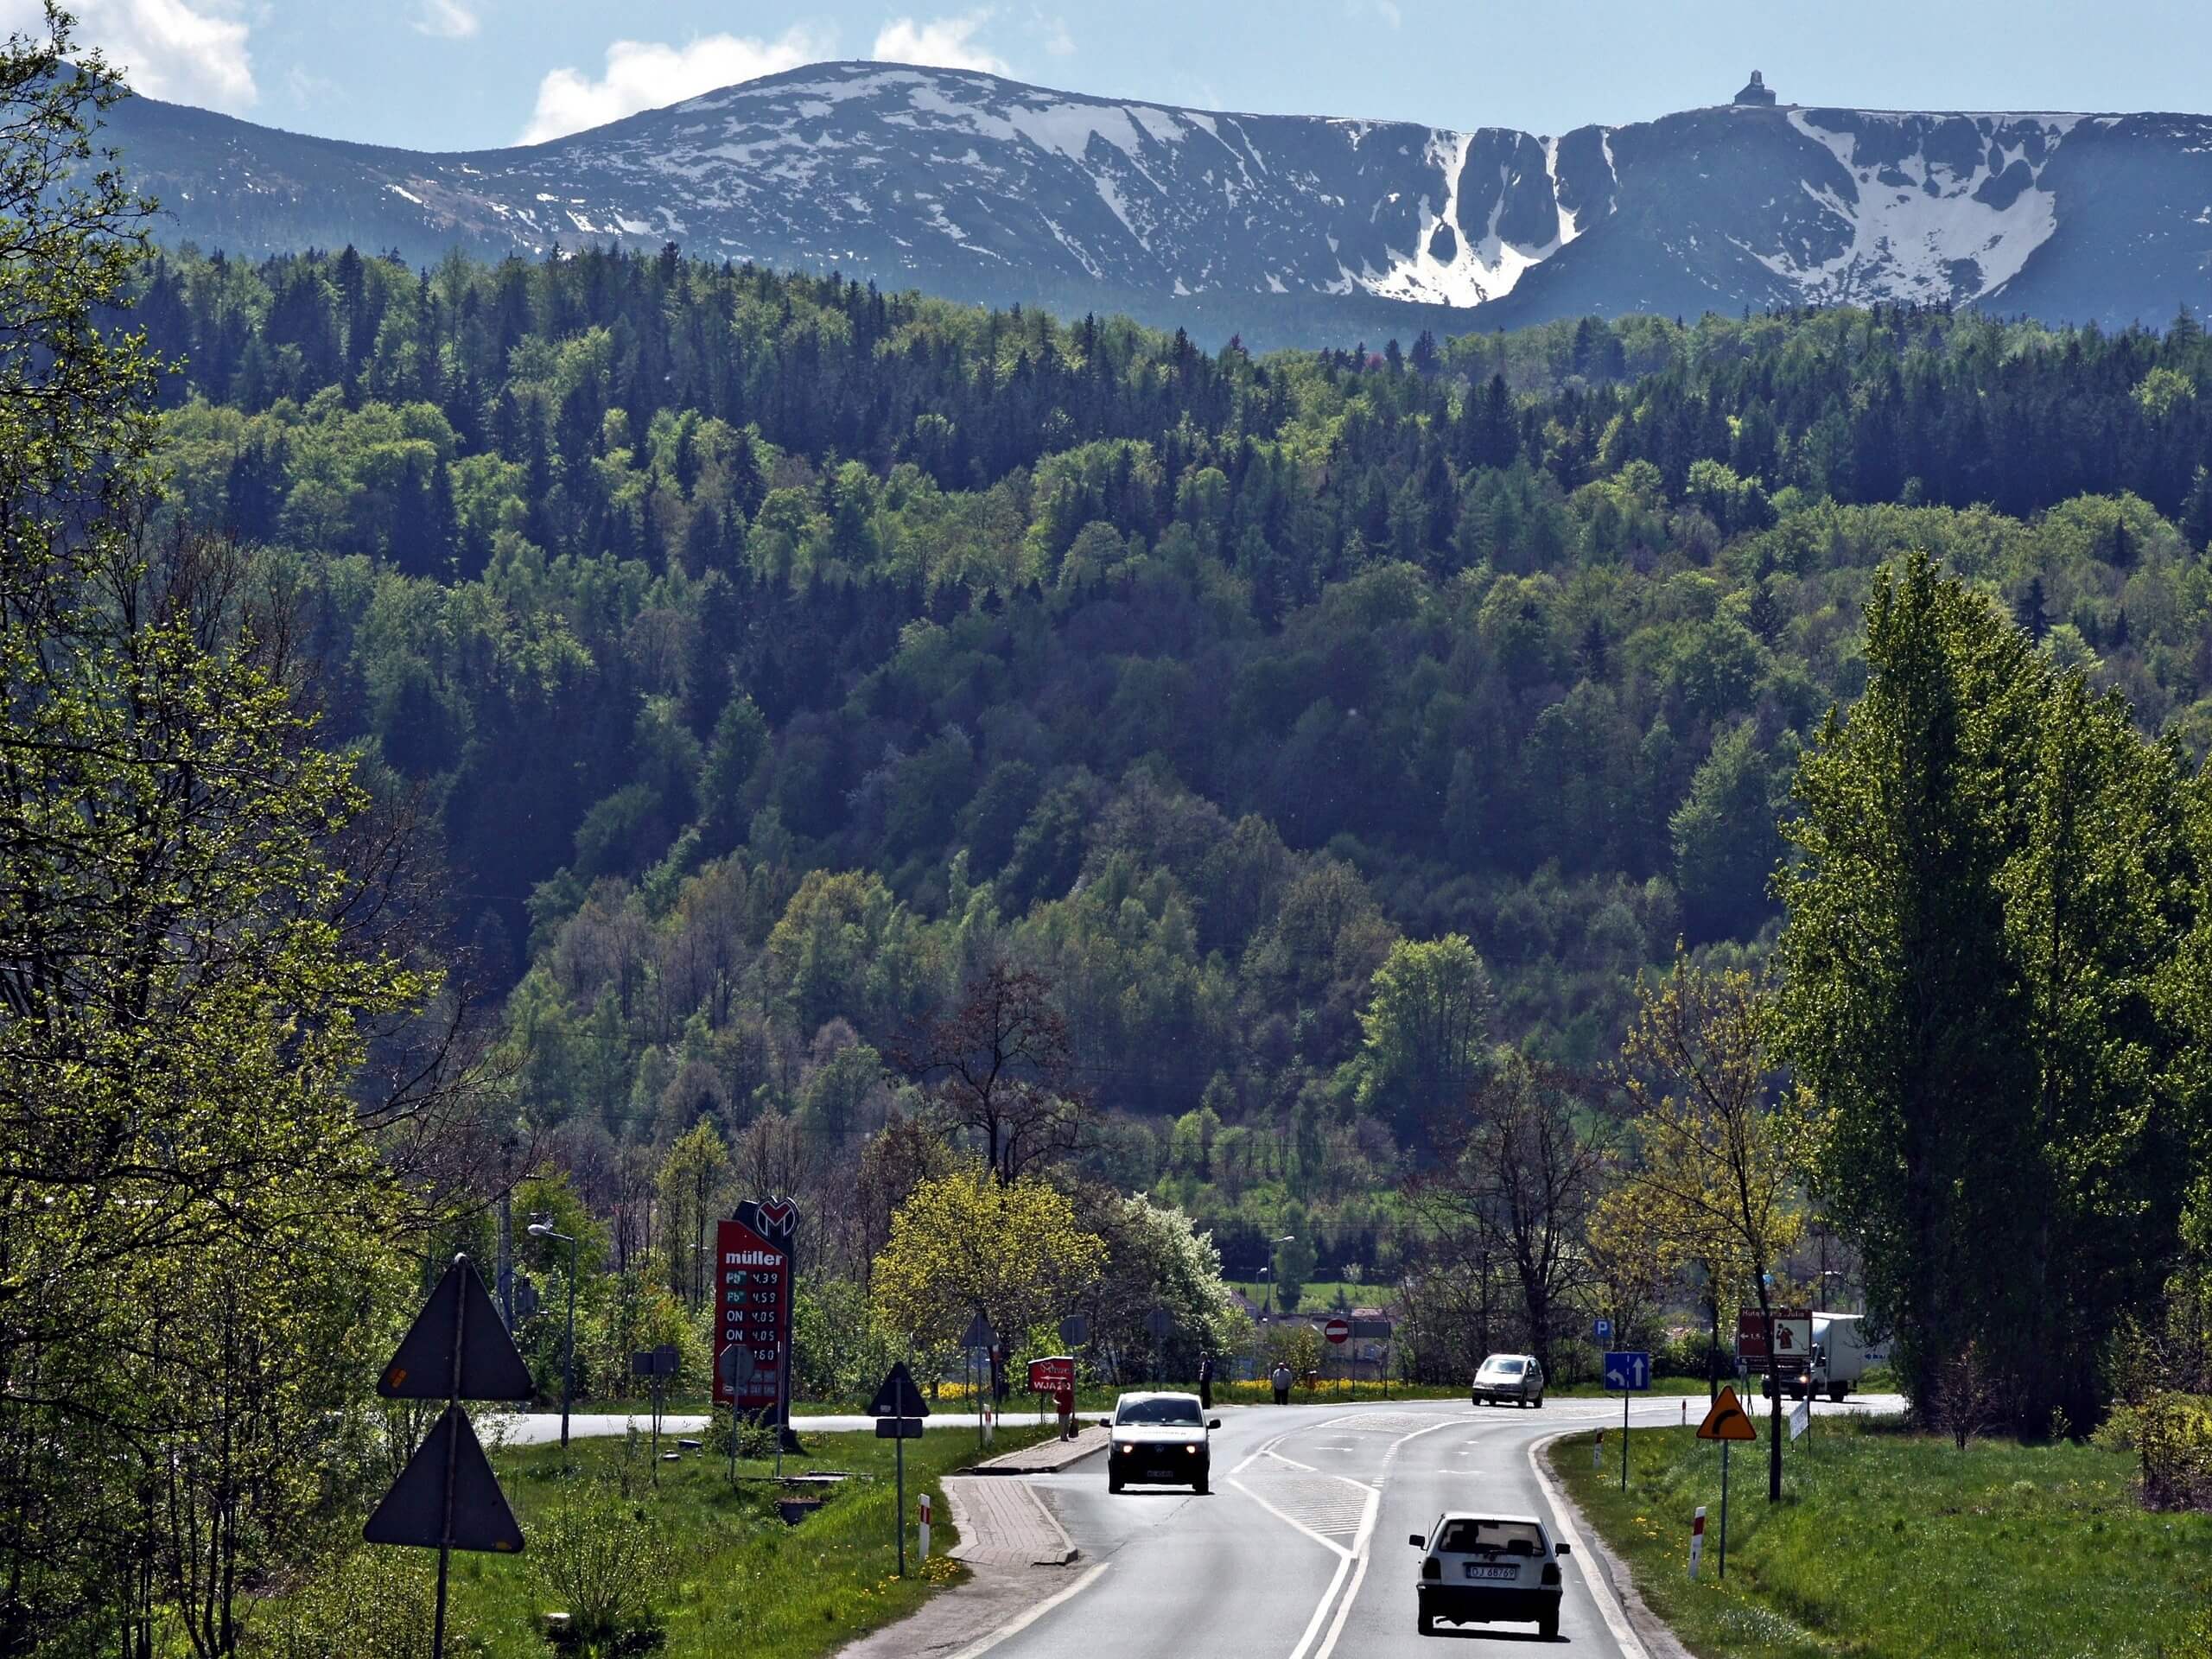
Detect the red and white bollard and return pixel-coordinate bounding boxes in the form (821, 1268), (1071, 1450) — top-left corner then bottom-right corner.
(1688, 1505), (1706, 1580)
(1592, 1428), (1605, 1471)
(919, 1492), (932, 1562)
(983, 1403), (995, 1447)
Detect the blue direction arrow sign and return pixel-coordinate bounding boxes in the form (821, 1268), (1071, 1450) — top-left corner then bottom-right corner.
(1593, 1317), (1613, 1344)
(1603, 1350), (1651, 1391)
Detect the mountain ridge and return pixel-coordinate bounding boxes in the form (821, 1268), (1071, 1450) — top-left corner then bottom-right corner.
(104, 61), (2212, 347)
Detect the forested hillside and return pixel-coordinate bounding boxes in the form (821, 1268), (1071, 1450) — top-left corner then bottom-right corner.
(141, 244), (2212, 1274)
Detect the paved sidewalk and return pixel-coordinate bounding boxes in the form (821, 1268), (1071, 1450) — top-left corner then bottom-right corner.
(943, 1477), (1077, 1566)
(964, 1423), (1109, 1474)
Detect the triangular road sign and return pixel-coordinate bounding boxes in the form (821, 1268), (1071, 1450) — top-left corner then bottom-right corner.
(363, 1405), (525, 1553)
(380, 1255), (534, 1402)
(960, 1313), (996, 1351)
(1697, 1385), (1758, 1442)
(867, 1360), (931, 1419)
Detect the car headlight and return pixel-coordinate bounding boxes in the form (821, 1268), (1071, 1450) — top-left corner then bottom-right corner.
(1116, 1440), (1135, 1452)
(1185, 1443), (1199, 1454)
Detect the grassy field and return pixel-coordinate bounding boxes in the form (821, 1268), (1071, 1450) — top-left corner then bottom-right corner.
(1551, 1415), (2212, 1658)
(435, 1419), (1057, 1657)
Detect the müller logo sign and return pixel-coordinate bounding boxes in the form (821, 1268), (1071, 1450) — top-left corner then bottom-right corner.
(715, 1199), (798, 1421)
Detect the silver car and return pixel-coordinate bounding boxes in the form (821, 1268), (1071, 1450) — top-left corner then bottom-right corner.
(1413, 1510), (1569, 1638)
(1470, 1352), (1544, 1408)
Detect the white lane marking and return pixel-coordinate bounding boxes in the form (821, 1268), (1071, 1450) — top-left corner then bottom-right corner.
(942, 1560), (1112, 1659)
(1526, 1428), (1650, 1659)
(1230, 1412), (1358, 1476)
(1227, 1477), (1351, 1560)
(1310, 1414), (1477, 1659)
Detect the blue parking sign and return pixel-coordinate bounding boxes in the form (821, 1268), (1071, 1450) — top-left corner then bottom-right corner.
(1593, 1317), (1612, 1344)
(1603, 1351), (1651, 1391)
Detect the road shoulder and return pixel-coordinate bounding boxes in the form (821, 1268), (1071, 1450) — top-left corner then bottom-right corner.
(836, 1474), (1096, 1658)
(963, 1423), (1109, 1474)
(1530, 1432), (1696, 1659)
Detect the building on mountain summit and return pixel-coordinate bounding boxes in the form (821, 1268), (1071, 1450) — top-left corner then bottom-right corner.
(1733, 70), (1777, 107)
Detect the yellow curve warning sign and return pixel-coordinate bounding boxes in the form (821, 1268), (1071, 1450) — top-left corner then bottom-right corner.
(1697, 1385), (1758, 1442)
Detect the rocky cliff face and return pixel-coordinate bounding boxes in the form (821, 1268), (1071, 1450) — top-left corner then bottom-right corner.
(108, 63), (2212, 344)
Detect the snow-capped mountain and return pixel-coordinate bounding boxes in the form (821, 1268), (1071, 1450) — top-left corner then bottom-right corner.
(105, 63), (2212, 345)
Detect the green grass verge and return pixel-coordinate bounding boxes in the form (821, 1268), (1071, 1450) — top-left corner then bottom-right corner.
(442, 1421), (1056, 1657)
(1550, 1416), (2212, 1658)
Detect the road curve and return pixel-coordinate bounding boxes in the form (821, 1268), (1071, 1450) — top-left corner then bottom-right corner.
(955, 1392), (1900, 1659)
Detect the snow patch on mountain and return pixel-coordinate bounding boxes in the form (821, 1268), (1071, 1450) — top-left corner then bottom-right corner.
(1762, 111), (2069, 302)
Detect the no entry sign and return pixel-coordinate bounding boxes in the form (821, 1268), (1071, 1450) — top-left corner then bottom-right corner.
(1324, 1317), (1351, 1345)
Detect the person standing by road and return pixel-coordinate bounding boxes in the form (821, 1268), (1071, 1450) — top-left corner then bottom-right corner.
(1270, 1359), (1293, 1405)
(1054, 1381), (1077, 1440)
(1198, 1353), (1215, 1409)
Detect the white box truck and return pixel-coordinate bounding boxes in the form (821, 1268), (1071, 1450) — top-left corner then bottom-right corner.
(1784, 1313), (1875, 1402)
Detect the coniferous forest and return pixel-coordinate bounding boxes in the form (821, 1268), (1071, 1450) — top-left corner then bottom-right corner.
(131, 243), (2212, 1283)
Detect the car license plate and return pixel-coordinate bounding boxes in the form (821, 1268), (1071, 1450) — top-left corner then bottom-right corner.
(1464, 1564), (1518, 1580)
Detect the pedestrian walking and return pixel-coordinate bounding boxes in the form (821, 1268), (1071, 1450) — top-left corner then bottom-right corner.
(1198, 1353), (1215, 1409)
(1271, 1360), (1293, 1405)
(1054, 1382), (1077, 1440)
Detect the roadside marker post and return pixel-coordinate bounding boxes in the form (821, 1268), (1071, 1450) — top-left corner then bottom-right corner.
(1603, 1351), (1650, 1492)
(919, 1492), (932, 1562)
(1688, 1505), (1705, 1580)
(1592, 1427), (1605, 1471)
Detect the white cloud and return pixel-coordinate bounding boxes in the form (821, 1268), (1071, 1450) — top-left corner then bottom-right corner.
(871, 13), (1010, 74)
(412, 0), (479, 41)
(1040, 16), (1074, 58)
(1347, 0), (1402, 27)
(0, 0), (257, 109)
(521, 27), (829, 144)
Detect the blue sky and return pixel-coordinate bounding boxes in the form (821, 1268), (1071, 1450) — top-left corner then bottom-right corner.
(10, 2), (2205, 149)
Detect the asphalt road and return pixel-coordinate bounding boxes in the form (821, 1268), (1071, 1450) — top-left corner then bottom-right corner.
(964, 1391), (1902, 1658)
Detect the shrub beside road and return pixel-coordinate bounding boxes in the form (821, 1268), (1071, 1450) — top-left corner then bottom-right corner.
(1552, 1417), (2212, 1657)
(423, 1421), (1056, 1657)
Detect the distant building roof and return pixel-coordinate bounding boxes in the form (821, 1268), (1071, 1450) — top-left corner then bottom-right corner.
(1734, 69), (1777, 107)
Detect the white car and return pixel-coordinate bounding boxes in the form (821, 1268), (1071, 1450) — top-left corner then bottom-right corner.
(1470, 1352), (1545, 1408)
(1410, 1510), (1569, 1639)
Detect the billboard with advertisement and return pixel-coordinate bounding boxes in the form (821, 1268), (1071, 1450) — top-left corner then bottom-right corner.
(1734, 1306), (1813, 1371)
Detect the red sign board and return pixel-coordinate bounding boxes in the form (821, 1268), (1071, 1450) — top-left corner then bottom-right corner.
(1324, 1317), (1351, 1345)
(1027, 1356), (1076, 1393)
(715, 1214), (791, 1416)
(1734, 1306), (1812, 1370)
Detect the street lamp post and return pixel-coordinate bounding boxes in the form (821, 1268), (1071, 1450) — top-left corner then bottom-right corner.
(1265, 1236), (1295, 1317)
(528, 1217), (578, 1454)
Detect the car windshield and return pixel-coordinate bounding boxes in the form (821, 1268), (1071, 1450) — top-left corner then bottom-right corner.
(1484, 1358), (1525, 1375)
(1436, 1519), (1547, 1556)
(1116, 1397), (1202, 1426)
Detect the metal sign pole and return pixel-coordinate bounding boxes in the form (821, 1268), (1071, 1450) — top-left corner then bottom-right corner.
(895, 1433), (906, 1578)
(1620, 1388), (1630, 1492)
(433, 1264), (464, 1659)
(1719, 1440), (1731, 1580)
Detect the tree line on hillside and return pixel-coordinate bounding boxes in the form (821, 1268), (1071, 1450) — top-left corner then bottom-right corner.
(126, 237), (2212, 1294)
